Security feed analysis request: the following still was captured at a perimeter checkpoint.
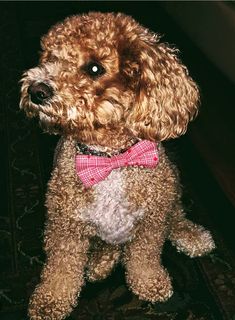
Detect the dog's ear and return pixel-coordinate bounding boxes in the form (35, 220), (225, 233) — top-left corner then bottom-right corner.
(126, 36), (199, 141)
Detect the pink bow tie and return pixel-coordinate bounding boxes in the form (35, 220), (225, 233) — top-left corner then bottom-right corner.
(75, 140), (159, 187)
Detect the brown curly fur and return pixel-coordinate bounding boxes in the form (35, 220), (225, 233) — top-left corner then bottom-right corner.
(20, 12), (215, 320)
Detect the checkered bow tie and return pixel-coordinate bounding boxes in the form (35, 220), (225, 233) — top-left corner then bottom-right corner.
(75, 140), (159, 187)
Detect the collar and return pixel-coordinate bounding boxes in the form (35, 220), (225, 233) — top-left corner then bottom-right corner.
(76, 138), (140, 158)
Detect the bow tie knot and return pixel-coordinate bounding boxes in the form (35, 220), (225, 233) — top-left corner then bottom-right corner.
(76, 140), (159, 187)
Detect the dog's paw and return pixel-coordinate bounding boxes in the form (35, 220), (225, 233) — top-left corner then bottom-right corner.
(126, 265), (173, 303)
(28, 287), (74, 320)
(86, 263), (113, 282)
(173, 225), (215, 258)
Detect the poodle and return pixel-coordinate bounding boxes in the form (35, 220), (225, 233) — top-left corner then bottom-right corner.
(20, 12), (215, 320)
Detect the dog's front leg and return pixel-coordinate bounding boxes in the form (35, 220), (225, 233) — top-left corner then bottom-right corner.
(124, 214), (173, 303)
(28, 224), (90, 320)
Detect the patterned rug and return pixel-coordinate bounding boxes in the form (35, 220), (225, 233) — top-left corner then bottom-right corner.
(1, 2), (235, 320)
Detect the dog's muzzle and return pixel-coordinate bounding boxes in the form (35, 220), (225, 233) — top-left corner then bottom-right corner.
(28, 82), (53, 105)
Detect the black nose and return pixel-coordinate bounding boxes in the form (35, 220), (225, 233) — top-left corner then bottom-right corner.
(28, 82), (53, 105)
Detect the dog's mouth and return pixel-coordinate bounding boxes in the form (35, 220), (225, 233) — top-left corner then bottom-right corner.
(21, 82), (62, 118)
(20, 89), (62, 135)
(21, 95), (56, 118)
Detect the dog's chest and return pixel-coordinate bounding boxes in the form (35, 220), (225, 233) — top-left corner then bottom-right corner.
(78, 169), (144, 244)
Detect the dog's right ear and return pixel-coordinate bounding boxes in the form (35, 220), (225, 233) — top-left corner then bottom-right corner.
(125, 31), (199, 142)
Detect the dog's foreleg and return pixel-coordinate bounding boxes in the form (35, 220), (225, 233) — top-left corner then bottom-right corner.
(124, 213), (173, 302)
(28, 226), (89, 320)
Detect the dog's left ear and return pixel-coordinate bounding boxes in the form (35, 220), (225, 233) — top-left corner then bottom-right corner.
(126, 35), (200, 141)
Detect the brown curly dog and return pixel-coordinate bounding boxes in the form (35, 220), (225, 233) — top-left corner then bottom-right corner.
(20, 12), (215, 320)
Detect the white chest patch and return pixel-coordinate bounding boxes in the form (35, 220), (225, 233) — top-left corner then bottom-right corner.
(78, 169), (144, 244)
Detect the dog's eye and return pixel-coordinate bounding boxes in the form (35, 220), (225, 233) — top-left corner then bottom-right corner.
(83, 62), (105, 78)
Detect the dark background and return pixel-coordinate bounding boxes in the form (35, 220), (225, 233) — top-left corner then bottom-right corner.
(1, 1), (235, 319)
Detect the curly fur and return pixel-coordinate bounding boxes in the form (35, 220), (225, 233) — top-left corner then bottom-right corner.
(20, 12), (215, 320)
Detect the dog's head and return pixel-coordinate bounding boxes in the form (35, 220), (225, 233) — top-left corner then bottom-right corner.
(20, 12), (199, 149)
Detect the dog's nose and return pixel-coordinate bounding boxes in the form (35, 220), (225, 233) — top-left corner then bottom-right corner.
(28, 82), (53, 105)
